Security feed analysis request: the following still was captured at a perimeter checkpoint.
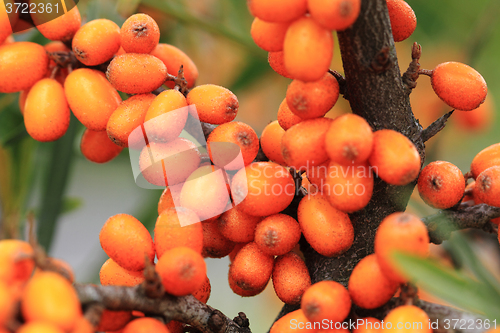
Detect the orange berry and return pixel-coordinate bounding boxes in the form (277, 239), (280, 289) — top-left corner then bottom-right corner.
(282, 118), (332, 170)
(33, 258), (74, 283)
(0, 239), (34, 284)
(166, 320), (185, 333)
(348, 254), (399, 309)
(454, 94), (494, 132)
(106, 53), (167, 94)
(186, 84), (239, 125)
(417, 161), (465, 209)
(231, 162), (296, 216)
(0, 281), (14, 326)
(368, 129), (421, 186)
(250, 18), (290, 52)
(301, 280), (351, 323)
(228, 270), (266, 297)
(150, 43), (199, 89)
(123, 318), (169, 333)
(143, 89), (188, 143)
(19, 86), (31, 114)
(107, 93), (156, 148)
(72, 19), (121, 66)
(218, 206), (263, 243)
(298, 193), (354, 256)
(155, 246), (207, 296)
(475, 166), (500, 207)
(268, 51), (293, 79)
(138, 139), (201, 187)
(95, 310), (132, 332)
(99, 258), (145, 286)
(0, 42), (49, 93)
(431, 62), (487, 111)
(179, 165), (231, 221)
(17, 322), (65, 333)
(229, 242), (274, 292)
(324, 161), (374, 213)
(383, 305), (431, 333)
(386, 0), (417, 42)
(278, 97), (303, 130)
(22, 271), (81, 331)
(33, 6), (81, 42)
(353, 318), (383, 333)
(286, 73), (339, 119)
(192, 275), (211, 303)
(229, 242), (247, 263)
(270, 309), (317, 333)
(283, 17), (333, 82)
(261, 120), (286, 165)
(254, 214), (301, 256)
(201, 220), (235, 258)
(120, 14), (160, 54)
(158, 187), (181, 214)
(325, 114), (374, 165)
(65, 68), (122, 131)
(0, 3), (15, 45)
(374, 212), (429, 283)
(24, 78), (70, 142)
(81, 129), (123, 163)
(99, 213), (155, 271)
(272, 252), (311, 305)
(207, 121), (259, 170)
(70, 316), (94, 333)
(308, 0), (361, 31)
(154, 207), (203, 258)
(471, 143), (500, 179)
(248, 0), (307, 22)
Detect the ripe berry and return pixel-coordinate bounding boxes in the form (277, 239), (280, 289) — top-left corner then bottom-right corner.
(0, 239), (35, 284)
(270, 309), (317, 333)
(123, 318), (170, 333)
(374, 212), (429, 283)
(470, 142), (500, 179)
(260, 120), (286, 165)
(268, 51), (293, 79)
(417, 161), (465, 209)
(21, 271), (82, 331)
(107, 93), (156, 148)
(278, 97), (303, 130)
(0, 42), (49, 93)
(95, 310), (132, 332)
(201, 220), (235, 258)
(368, 129), (421, 186)
(72, 19), (121, 66)
(301, 280), (351, 323)
(298, 193), (354, 257)
(306, 160), (329, 192)
(308, 0), (362, 31)
(218, 206), (263, 243)
(186, 84), (239, 124)
(33, 6), (81, 42)
(431, 61), (487, 111)
(150, 43), (199, 89)
(99, 258), (145, 287)
(386, 0), (417, 42)
(99, 213), (155, 272)
(255, 214), (301, 256)
(272, 252), (311, 305)
(0, 6), (14, 45)
(106, 53), (168, 94)
(348, 254), (399, 309)
(120, 14), (160, 54)
(248, 0), (307, 23)
(284, 17), (333, 82)
(282, 117), (333, 170)
(0, 281), (13, 327)
(80, 129), (123, 163)
(250, 18), (290, 52)
(154, 207), (203, 258)
(24, 78), (70, 142)
(231, 162), (295, 216)
(454, 94), (494, 132)
(383, 305), (432, 333)
(325, 114), (374, 165)
(475, 166), (500, 208)
(229, 242), (274, 292)
(65, 68), (122, 131)
(158, 187), (181, 214)
(156, 246), (207, 297)
(192, 275), (211, 303)
(16, 322), (65, 333)
(353, 318), (383, 333)
(228, 269), (266, 297)
(207, 121), (259, 170)
(286, 73), (340, 119)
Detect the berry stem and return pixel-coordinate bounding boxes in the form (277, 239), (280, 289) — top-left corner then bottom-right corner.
(417, 69), (434, 77)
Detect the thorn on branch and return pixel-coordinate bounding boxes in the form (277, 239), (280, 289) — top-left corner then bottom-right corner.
(328, 69), (348, 99)
(420, 110), (454, 142)
(402, 42), (422, 92)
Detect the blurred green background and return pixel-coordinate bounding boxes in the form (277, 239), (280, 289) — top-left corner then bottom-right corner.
(1, 0), (500, 330)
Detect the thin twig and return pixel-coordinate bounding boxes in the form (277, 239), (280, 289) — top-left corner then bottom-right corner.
(421, 110), (454, 142)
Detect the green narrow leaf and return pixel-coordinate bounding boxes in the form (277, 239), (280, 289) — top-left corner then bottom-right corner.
(393, 252), (500, 320)
(60, 197), (83, 215)
(115, 0), (141, 17)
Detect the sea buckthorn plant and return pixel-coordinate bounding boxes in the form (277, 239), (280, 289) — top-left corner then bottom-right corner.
(1, 1), (500, 333)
